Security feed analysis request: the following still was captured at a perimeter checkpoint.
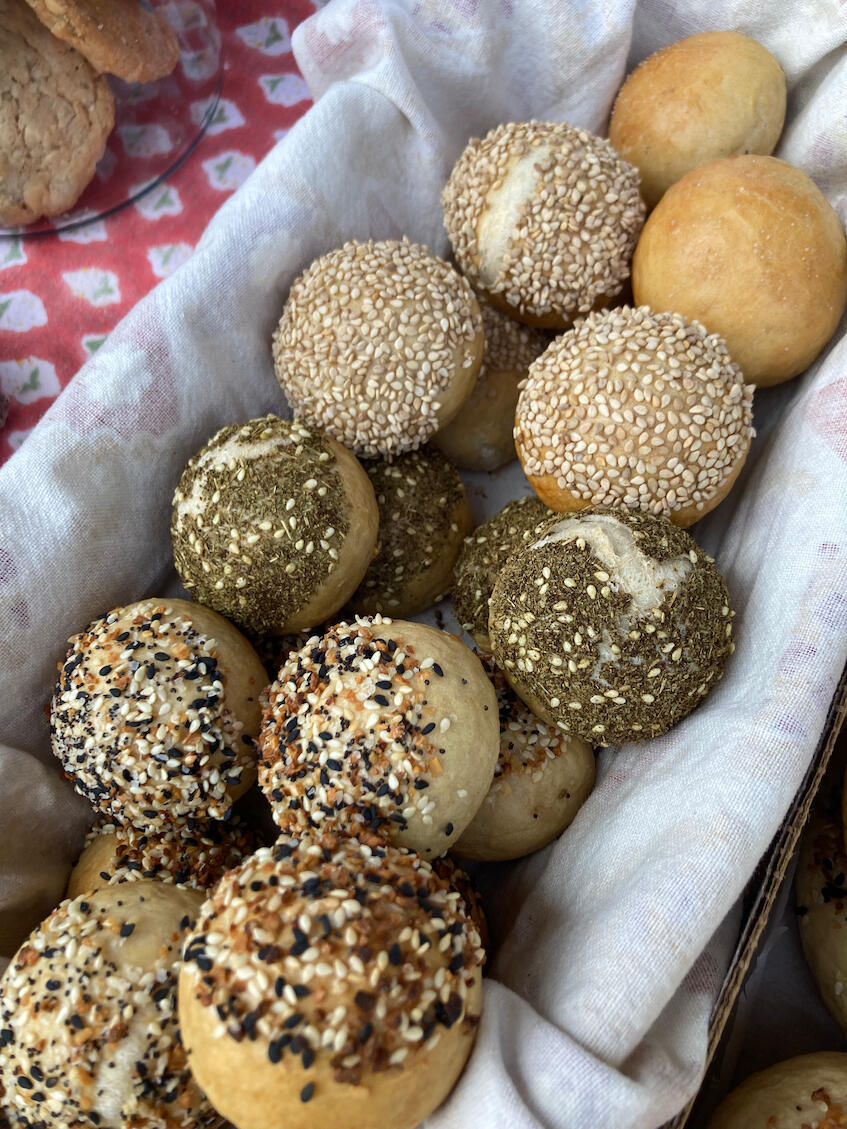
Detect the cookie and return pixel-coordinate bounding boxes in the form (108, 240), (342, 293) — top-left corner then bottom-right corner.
(23, 0), (179, 83)
(0, 0), (115, 226)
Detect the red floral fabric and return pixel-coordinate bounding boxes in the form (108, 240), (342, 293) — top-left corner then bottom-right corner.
(0, 1), (315, 464)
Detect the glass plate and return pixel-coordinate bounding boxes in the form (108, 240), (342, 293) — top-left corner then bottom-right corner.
(0, 0), (222, 238)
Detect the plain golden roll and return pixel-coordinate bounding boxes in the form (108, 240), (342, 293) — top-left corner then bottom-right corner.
(609, 31), (786, 208)
(707, 1053), (847, 1129)
(632, 155), (847, 386)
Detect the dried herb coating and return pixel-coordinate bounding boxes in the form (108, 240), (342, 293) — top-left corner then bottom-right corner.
(172, 416), (352, 635)
(352, 447), (469, 615)
(451, 495), (553, 647)
(489, 507), (734, 744)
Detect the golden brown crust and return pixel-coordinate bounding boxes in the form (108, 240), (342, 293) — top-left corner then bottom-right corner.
(610, 31), (786, 208)
(632, 155), (847, 386)
(0, 0), (114, 225)
(23, 0), (179, 82)
(523, 461), (746, 529)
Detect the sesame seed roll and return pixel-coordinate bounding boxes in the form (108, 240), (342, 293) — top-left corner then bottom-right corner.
(0, 881), (215, 1129)
(349, 447), (474, 618)
(178, 835), (484, 1129)
(433, 298), (549, 472)
(172, 416), (379, 636)
(489, 508), (734, 745)
(67, 815), (257, 899)
(442, 120), (646, 328)
(451, 495), (553, 652)
(272, 239), (484, 459)
(454, 656), (595, 862)
(50, 599), (266, 830)
(257, 617), (500, 859)
(515, 306), (755, 527)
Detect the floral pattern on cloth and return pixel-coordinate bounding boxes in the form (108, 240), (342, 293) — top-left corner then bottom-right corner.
(0, 1), (315, 462)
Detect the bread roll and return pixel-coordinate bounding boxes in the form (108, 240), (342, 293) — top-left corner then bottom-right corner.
(178, 836), (484, 1129)
(489, 508), (734, 744)
(454, 656), (595, 860)
(272, 239), (484, 458)
(442, 120), (645, 328)
(172, 415), (379, 635)
(0, 882), (214, 1129)
(610, 31), (786, 207)
(433, 300), (549, 472)
(350, 448), (473, 617)
(632, 155), (847, 386)
(515, 305), (754, 526)
(707, 1053), (847, 1129)
(258, 617), (500, 858)
(50, 597), (266, 829)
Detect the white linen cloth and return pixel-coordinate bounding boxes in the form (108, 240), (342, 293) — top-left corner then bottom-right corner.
(0, 1), (846, 1126)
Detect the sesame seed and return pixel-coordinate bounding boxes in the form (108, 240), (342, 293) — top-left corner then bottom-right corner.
(272, 240), (483, 458)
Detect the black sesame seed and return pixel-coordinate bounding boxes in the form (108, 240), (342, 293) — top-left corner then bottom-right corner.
(120, 922), (136, 937)
(300, 1083), (315, 1103)
(421, 722), (435, 735)
(388, 943), (402, 966)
